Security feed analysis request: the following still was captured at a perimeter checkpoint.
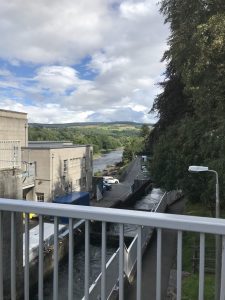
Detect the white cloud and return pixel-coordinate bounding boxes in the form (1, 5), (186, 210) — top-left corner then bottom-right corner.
(120, 0), (158, 20)
(90, 53), (131, 74)
(0, 99), (94, 123)
(0, 0), (109, 64)
(34, 66), (79, 94)
(0, 0), (169, 123)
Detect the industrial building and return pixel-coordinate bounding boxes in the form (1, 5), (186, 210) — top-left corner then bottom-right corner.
(0, 109), (93, 203)
(22, 141), (93, 202)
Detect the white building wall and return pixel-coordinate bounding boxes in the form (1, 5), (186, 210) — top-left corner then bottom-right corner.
(22, 145), (93, 202)
(0, 109), (28, 147)
(0, 140), (21, 170)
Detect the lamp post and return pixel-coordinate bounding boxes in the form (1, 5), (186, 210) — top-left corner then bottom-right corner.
(188, 165), (220, 300)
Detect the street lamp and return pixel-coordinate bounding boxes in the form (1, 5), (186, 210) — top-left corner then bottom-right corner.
(188, 166), (219, 218)
(188, 165), (220, 300)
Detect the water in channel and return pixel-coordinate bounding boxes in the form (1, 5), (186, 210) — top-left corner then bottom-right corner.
(31, 243), (116, 300)
(93, 149), (123, 173)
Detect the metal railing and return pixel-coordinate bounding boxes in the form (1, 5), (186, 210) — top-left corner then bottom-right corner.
(0, 140), (21, 170)
(0, 198), (225, 300)
(21, 162), (36, 189)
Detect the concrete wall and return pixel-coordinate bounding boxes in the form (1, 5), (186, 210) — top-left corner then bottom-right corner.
(0, 109), (27, 298)
(0, 169), (23, 300)
(0, 109), (28, 147)
(22, 145), (93, 202)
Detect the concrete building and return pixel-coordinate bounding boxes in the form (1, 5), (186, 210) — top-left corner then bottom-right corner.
(22, 141), (93, 202)
(0, 109), (26, 299)
(0, 109), (27, 171)
(0, 109), (28, 147)
(0, 109), (36, 200)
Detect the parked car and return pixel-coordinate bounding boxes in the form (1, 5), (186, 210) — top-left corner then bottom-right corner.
(103, 181), (112, 191)
(103, 176), (119, 184)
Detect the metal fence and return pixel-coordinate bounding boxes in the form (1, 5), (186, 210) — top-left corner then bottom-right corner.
(0, 140), (21, 170)
(0, 198), (225, 300)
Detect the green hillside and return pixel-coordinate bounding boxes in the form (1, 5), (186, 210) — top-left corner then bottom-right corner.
(28, 122), (152, 155)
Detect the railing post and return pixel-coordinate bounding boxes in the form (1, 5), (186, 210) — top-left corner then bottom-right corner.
(198, 233), (205, 300)
(11, 212), (16, 300)
(0, 211), (3, 300)
(136, 226), (142, 300)
(68, 218), (74, 300)
(220, 235), (225, 300)
(156, 228), (162, 300)
(38, 215), (44, 300)
(119, 223), (124, 300)
(177, 231), (182, 300)
(101, 221), (106, 300)
(24, 213), (30, 300)
(85, 220), (90, 300)
(53, 217), (59, 300)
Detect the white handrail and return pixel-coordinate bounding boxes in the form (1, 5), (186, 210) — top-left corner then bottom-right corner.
(0, 198), (224, 234)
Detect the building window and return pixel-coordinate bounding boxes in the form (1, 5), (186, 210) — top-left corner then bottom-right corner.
(90, 150), (93, 167)
(37, 193), (44, 202)
(63, 160), (68, 172)
(82, 176), (86, 187)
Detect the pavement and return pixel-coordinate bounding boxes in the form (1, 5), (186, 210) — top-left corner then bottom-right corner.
(91, 157), (147, 208)
(124, 197), (186, 300)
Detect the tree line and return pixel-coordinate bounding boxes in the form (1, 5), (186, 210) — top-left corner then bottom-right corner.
(28, 125), (147, 156)
(148, 0), (225, 209)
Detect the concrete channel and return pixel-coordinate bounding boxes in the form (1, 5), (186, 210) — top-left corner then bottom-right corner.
(27, 157), (182, 299)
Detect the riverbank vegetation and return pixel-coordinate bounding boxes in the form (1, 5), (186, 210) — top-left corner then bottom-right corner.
(29, 123), (150, 156)
(148, 1), (225, 206)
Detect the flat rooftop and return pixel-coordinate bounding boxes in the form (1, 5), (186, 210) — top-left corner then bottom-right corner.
(23, 141), (91, 149)
(0, 109), (27, 119)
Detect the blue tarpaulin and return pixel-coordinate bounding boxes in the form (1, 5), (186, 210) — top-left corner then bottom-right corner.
(53, 191), (90, 206)
(53, 192), (90, 223)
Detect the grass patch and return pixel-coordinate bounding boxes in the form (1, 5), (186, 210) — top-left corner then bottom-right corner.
(182, 274), (214, 300)
(181, 201), (217, 299)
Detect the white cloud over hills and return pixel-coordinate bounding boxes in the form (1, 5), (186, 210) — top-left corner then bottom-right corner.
(0, 0), (169, 123)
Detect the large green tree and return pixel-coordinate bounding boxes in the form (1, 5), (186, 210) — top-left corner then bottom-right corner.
(149, 0), (225, 207)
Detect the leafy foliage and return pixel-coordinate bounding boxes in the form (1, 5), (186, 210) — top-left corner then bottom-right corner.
(28, 124), (141, 155)
(122, 137), (144, 163)
(149, 0), (225, 206)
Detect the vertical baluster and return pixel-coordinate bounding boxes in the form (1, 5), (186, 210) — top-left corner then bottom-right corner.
(156, 228), (162, 300)
(177, 231), (182, 300)
(68, 218), (74, 300)
(137, 226), (142, 300)
(38, 215), (44, 300)
(220, 235), (225, 300)
(198, 233), (205, 300)
(53, 217), (59, 300)
(216, 234), (221, 300)
(119, 223), (124, 300)
(85, 220), (90, 300)
(11, 212), (16, 300)
(0, 211), (3, 300)
(24, 213), (30, 300)
(101, 221), (106, 300)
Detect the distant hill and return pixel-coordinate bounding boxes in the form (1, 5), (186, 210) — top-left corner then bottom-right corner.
(29, 121), (154, 128)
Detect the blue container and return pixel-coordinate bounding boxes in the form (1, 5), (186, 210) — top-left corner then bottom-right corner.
(53, 192), (90, 223)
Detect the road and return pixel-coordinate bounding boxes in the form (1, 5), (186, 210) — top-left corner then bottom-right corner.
(91, 157), (147, 208)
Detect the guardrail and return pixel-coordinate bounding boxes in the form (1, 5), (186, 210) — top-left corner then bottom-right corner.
(21, 162), (36, 189)
(123, 191), (168, 280)
(0, 197), (225, 300)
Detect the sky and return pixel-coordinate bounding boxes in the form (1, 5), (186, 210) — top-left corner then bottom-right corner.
(0, 0), (169, 124)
